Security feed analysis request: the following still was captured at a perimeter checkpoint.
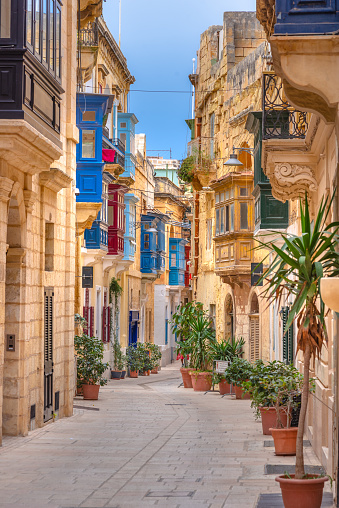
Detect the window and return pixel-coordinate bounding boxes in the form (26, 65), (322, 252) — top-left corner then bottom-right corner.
(82, 111), (96, 122)
(225, 205), (229, 232)
(216, 208), (220, 236)
(215, 193), (219, 204)
(82, 130), (95, 158)
(210, 113), (215, 157)
(0, 0), (11, 38)
(120, 122), (127, 128)
(45, 222), (54, 271)
(240, 187), (248, 197)
(225, 190), (229, 200)
(220, 192), (224, 203)
(25, 0), (61, 80)
(170, 252), (176, 267)
(206, 218), (212, 250)
(144, 233), (149, 250)
(209, 304), (216, 330)
(230, 204), (234, 232)
(240, 202), (248, 230)
(220, 207), (224, 234)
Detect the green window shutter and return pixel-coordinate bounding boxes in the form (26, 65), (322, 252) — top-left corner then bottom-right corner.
(281, 306), (294, 364)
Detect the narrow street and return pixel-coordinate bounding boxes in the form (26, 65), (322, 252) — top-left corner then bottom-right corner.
(0, 363), (327, 508)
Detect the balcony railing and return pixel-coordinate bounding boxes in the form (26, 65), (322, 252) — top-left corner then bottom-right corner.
(78, 23), (99, 47)
(262, 73), (308, 140)
(111, 138), (125, 154)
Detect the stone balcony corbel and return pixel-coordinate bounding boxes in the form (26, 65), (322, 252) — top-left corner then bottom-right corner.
(76, 202), (102, 236)
(269, 36), (339, 124)
(39, 166), (73, 193)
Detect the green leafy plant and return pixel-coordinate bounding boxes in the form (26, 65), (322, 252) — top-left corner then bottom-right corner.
(109, 277), (124, 371)
(145, 342), (162, 370)
(243, 361), (306, 423)
(171, 301), (206, 367)
(74, 315), (109, 387)
(224, 357), (253, 387)
(178, 155), (195, 183)
(256, 192), (339, 478)
(126, 345), (142, 373)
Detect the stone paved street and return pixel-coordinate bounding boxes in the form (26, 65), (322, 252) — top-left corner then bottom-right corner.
(0, 362), (331, 508)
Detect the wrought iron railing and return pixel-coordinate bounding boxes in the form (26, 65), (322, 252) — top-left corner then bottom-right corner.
(111, 138), (125, 154)
(262, 73), (308, 140)
(114, 152), (125, 168)
(78, 23), (98, 47)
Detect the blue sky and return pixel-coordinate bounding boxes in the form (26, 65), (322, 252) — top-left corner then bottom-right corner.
(103, 0), (256, 161)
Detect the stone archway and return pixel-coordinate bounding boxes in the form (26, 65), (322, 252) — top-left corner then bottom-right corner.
(3, 188), (27, 436)
(224, 293), (234, 339)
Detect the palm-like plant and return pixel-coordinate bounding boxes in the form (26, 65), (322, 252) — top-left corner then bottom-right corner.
(257, 193), (339, 478)
(186, 314), (216, 371)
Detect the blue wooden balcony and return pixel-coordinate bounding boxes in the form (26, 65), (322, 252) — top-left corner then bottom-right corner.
(123, 193), (138, 262)
(274, 0), (339, 34)
(140, 214), (166, 276)
(84, 220), (108, 250)
(169, 238), (186, 286)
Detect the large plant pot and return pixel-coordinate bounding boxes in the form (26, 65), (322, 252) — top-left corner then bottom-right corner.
(129, 370), (138, 378)
(121, 370), (126, 379)
(180, 367), (193, 388)
(270, 427), (298, 455)
(234, 385), (250, 400)
(276, 474), (328, 508)
(218, 379), (231, 395)
(82, 384), (100, 400)
(111, 370), (122, 380)
(151, 367), (159, 374)
(190, 371), (212, 392)
(260, 407), (288, 435)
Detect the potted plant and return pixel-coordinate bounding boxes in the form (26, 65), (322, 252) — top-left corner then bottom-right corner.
(74, 315), (109, 400)
(146, 343), (162, 373)
(257, 193), (339, 507)
(171, 302), (205, 388)
(111, 339), (126, 379)
(186, 314), (216, 391)
(244, 361), (304, 436)
(224, 357), (253, 399)
(137, 343), (152, 375)
(126, 344), (142, 377)
(211, 337), (245, 394)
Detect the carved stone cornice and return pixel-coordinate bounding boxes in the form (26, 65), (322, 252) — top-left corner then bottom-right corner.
(270, 163), (318, 203)
(104, 163), (124, 178)
(39, 168), (73, 193)
(269, 36), (339, 125)
(6, 247), (26, 265)
(0, 120), (62, 174)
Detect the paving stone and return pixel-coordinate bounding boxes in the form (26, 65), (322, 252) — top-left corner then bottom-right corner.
(0, 362), (332, 508)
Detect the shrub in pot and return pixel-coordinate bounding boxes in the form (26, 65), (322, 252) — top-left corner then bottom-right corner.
(74, 315), (109, 400)
(243, 360), (303, 435)
(257, 193), (338, 505)
(146, 342), (162, 373)
(111, 339), (126, 379)
(224, 358), (253, 399)
(210, 336), (245, 394)
(126, 345), (142, 377)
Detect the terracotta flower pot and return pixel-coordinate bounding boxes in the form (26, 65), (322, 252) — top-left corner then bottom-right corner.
(180, 367), (193, 388)
(260, 407), (288, 435)
(82, 384), (100, 400)
(234, 385), (251, 400)
(218, 379), (231, 395)
(129, 370), (138, 378)
(190, 371), (212, 392)
(276, 474), (328, 508)
(270, 427), (298, 455)
(151, 367), (158, 374)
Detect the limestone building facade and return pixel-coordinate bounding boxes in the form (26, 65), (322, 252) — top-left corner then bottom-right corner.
(0, 0), (79, 441)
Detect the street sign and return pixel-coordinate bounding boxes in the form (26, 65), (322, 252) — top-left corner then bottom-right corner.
(82, 266), (93, 288)
(215, 360), (229, 373)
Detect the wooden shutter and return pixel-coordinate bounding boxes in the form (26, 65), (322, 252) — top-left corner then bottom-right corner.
(89, 306), (94, 337)
(281, 306), (294, 364)
(249, 316), (260, 362)
(44, 288), (54, 422)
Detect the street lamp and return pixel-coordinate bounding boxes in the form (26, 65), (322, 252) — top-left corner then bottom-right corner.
(224, 146), (254, 167)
